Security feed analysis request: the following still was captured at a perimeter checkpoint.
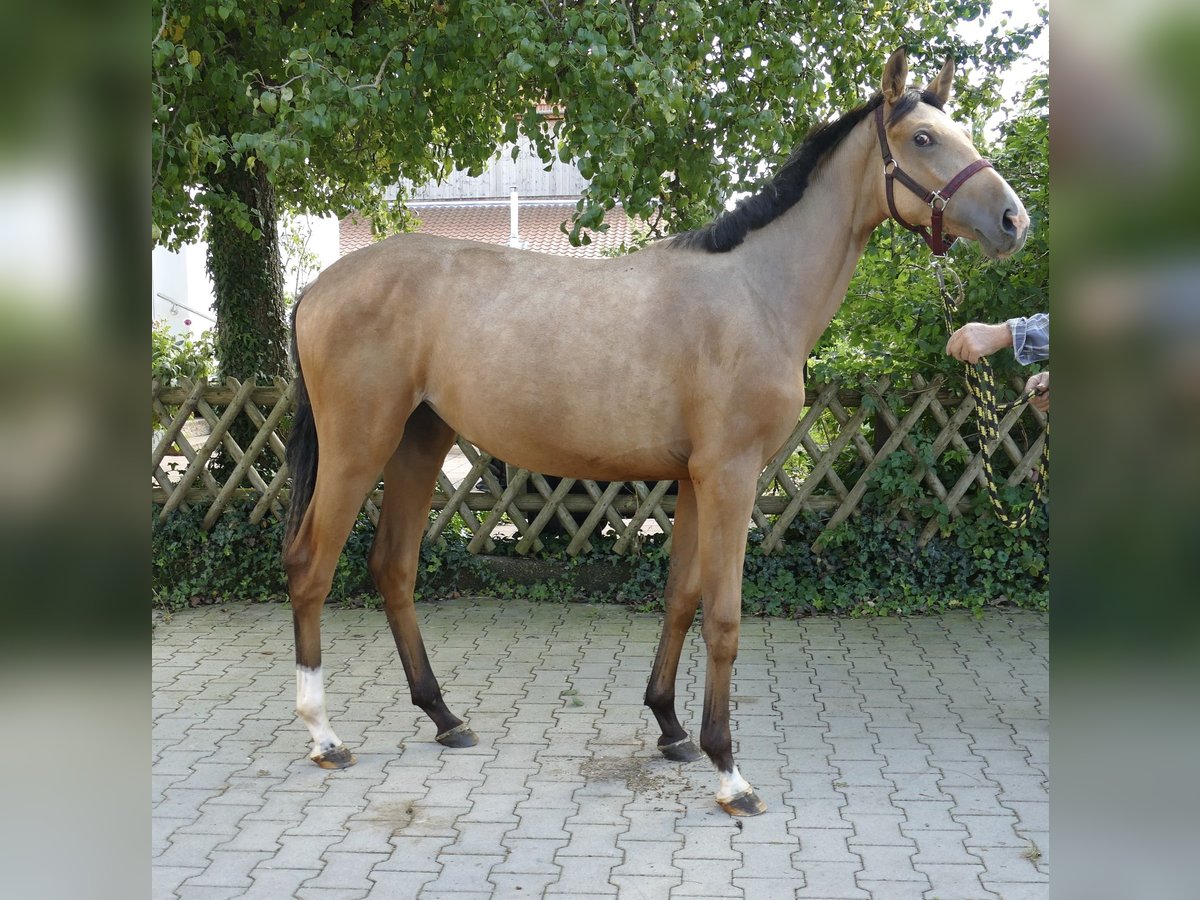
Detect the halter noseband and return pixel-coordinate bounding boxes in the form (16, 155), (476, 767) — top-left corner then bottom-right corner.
(874, 104), (993, 256)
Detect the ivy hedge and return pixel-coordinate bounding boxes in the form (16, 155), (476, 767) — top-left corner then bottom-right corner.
(152, 488), (1047, 618)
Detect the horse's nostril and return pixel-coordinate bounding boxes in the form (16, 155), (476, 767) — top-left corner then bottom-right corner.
(1001, 209), (1018, 235)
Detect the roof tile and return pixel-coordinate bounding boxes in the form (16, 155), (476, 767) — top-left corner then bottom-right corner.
(338, 203), (635, 259)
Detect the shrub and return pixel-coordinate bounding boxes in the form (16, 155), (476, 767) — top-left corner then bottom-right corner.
(152, 497), (1047, 618)
(153, 319), (216, 386)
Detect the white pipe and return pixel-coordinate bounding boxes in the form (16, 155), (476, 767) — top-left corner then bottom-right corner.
(508, 187), (523, 248)
(155, 292), (215, 324)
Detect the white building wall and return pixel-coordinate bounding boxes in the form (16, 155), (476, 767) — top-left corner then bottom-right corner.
(152, 244), (213, 336)
(401, 136), (588, 201)
(151, 213), (341, 336)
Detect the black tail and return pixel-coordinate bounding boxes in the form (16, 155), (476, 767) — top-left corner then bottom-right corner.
(283, 289), (318, 557)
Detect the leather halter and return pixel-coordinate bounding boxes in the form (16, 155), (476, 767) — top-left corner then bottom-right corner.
(874, 104), (993, 256)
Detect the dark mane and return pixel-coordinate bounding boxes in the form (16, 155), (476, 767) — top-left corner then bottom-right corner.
(669, 89), (943, 253)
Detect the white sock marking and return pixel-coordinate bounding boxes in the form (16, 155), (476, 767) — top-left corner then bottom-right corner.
(296, 665), (342, 758)
(716, 765), (752, 802)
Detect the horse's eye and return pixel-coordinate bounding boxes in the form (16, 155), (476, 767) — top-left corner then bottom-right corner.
(914, 131), (932, 147)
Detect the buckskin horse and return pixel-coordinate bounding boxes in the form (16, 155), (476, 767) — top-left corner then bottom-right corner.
(283, 49), (1028, 815)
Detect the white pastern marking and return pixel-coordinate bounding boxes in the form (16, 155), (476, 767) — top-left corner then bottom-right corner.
(716, 765), (753, 802)
(295, 665), (343, 757)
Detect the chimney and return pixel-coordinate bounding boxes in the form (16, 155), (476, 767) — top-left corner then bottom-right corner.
(507, 186), (526, 249)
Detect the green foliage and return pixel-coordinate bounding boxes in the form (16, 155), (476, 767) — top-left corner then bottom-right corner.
(153, 495), (1046, 617)
(152, 2), (1043, 248)
(281, 216), (322, 303)
(152, 500), (497, 610)
(152, 319), (215, 386)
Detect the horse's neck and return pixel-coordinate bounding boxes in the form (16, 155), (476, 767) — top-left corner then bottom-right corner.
(737, 122), (886, 354)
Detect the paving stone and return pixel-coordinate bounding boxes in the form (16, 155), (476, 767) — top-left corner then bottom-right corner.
(153, 599), (1048, 900)
(670, 857), (741, 897)
(296, 888), (369, 900)
(673, 824), (740, 859)
(549, 854), (621, 892)
(270, 834), (346, 869)
(365, 869), (439, 897)
(301, 851), (389, 890)
(790, 827), (859, 865)
(957, 814), (1027, 849)
(915, 863), (1000, 899)
(847, 813), (914, 847)
(153, 864), (209, 899)
(610, 875), (684, 897)
(488, 871), (561, 895)
(184, 850), (276, 888)
(969, 846), (1051, 883)
(422, 853), (506, 893)
(1000, 800), (1049, 832)
(854, 880), (930, 900)
(730, 875), (804, 899)
(240, 866), (322, 898)
(905, 830), (983, 866)
(173, 886), (244, 900)
(214, 818), (287, 853)
(855, 844), (926, 882)
(155, 831), (230, 868)
(557, 822), (629, 857)
(438, 821), (514, 856)
(793, 860), (870, 898)
(893, 799), (966, 832)
(978, 880), (1050, 899)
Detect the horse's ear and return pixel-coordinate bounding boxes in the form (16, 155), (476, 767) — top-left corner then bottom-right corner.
(882, 48), (908, 104)
(926, 57), (955, 106)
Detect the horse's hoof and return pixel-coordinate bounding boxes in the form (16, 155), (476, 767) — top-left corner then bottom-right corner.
(436, 723), (478, 748)
(658, 738), (704, 763)
(718, 790), (768, 817)
(312, 744), (356, 769)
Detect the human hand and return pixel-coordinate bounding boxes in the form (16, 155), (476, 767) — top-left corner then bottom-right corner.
(945, 322), (1013, 363)
(1025, 371), (1049, 413)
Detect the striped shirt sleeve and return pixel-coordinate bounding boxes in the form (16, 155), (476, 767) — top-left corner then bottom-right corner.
(1007, 313), (1049, 365)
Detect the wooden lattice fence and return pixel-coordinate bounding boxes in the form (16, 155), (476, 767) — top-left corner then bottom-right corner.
(152, 375), (1047, 553)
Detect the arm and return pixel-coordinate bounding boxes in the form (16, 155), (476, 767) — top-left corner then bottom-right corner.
(945, 321), (1013, 364)
(1007, 313), (1050, 365)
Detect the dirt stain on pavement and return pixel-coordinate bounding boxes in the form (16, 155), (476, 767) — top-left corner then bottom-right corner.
(580, 755), (679, 798)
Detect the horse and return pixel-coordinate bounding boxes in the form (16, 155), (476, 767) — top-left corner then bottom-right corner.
(282, 48), (1028, 816)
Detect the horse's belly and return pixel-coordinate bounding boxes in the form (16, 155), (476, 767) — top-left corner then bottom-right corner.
(425, 396), (692, 482)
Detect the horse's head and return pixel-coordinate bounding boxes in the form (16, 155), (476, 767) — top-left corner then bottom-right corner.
(877, 48), (1029, 259)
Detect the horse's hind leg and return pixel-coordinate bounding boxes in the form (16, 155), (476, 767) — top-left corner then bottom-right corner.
(286, 449), (403, 768)
(369, 403), (477, 748)
(644, 479), (705, 763)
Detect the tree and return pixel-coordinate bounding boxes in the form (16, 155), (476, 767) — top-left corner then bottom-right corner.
(152, 1), (1042, 379)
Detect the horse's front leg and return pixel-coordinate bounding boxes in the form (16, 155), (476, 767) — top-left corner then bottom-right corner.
(645, 478), (704, 763)
(692, 461), (768, 816)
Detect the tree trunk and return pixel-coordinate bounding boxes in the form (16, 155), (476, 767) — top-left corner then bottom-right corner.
(205, 164), (288, 381)
(204, 163), (288, 482)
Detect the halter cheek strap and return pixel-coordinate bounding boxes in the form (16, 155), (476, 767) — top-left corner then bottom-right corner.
(874, 104), (993, 256)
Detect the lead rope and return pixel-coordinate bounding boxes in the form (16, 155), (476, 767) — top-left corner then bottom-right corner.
(933, 260), (1049, 528)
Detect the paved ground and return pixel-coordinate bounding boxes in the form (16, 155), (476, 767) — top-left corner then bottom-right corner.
(152, 598), (1048, 899)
